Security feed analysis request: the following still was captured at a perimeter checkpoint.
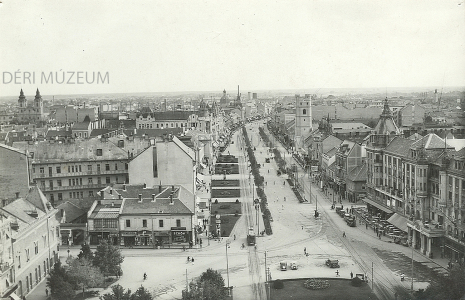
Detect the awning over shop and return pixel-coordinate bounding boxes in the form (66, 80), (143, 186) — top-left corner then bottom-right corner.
(387, 213), (408, 232)
(363, 198), (394, 213)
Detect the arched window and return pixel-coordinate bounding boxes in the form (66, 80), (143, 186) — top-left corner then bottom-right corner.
(303, 109), (307, 115)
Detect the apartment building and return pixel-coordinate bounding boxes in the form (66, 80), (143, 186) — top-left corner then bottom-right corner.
(0, 186), (60, 299)
(365, 98), (465, 260)
(14, 138), (132, 204)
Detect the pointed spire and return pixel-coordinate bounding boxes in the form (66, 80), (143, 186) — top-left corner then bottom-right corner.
(381, 97), (392, 117)
(20, 88), (24, 96)
(36, 88), (41, 97)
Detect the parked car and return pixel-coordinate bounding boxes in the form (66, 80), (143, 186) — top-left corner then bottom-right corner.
(280, 261), (287, 271)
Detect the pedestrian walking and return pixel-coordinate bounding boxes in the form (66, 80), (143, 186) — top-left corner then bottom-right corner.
(265, 181), (267, 186)
(301, 225), (303, 230)
(46, 289), (49, 298)
(284, 197), (286, 201)
(191, 258), (195, 265)
(350, 271), (353, 279)
(336, 270), (340, 277)
(304, 247), (306, 254)
(187, 256), (190, 262)
(234, 234), (236, 240)
(342, 231), (346, 238)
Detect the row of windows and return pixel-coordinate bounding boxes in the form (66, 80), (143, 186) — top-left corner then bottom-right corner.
(36, 163), (127, 174)
(137, 122), (200, 129)
(124, 219), (181, 228)
(39, 176), (119, 189)
(49, 191), (94, 201)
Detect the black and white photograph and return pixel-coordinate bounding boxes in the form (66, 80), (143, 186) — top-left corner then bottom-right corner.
(0, 1), (464, 299)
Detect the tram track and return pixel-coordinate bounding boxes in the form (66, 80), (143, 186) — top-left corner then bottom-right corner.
(238, 127), (267, 300)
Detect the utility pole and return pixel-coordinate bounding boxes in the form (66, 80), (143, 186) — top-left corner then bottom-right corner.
(372, 262), (374, 290)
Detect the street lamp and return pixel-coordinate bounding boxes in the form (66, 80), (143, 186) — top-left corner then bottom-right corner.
(226, 240), (231, 296)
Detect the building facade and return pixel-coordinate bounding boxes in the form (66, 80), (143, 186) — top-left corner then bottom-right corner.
(0, 186), (60, 299)
(87, 184), (195, 247)
(14, 138), (132, 204)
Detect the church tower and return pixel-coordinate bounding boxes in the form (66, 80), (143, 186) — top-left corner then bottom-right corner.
(294, 94), (312, 150)
(34, 88), (43, 110)
(18, 89), (27, 108)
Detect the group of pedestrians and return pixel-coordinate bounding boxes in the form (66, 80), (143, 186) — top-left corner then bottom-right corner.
(187, 256), (195, 265)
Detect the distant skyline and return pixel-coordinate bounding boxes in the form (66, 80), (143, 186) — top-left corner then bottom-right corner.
(0, 0), (464, 97)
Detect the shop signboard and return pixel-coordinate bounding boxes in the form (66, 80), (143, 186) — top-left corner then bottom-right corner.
(171, 231), (188, 243)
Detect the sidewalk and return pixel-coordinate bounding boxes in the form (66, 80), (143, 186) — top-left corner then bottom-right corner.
(266, 127), (451, 276)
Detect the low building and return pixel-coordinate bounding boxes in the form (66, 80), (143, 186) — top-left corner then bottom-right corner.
(87, 184), (195, 248)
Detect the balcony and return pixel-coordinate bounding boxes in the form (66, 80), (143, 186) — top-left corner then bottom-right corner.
(407, 219), (445, 237)
(0, 261), (13, 274)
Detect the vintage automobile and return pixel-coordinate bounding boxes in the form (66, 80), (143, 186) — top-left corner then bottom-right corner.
(289, 261), (297, 270)
(280, 261), (287, 271)
(325, 259), (340, 268)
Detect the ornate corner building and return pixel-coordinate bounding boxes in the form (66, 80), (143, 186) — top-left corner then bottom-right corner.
(365, 98), (465, 261)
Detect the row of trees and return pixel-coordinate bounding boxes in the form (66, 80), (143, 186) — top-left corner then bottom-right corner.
(47, 240), (124, 299)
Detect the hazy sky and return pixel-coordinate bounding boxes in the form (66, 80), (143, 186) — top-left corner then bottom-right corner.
(0, 0), (464, 97)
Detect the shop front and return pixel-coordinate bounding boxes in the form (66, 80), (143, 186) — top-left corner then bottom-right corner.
(171, 227), (191, 247)
(120, 231), (152, 247)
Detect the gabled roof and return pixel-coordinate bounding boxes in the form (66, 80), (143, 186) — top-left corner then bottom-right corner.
(56, 201), (86, 223)
(411, 133), (454, 150)
(2, 198), (44, 224)
(99, 184), (194, 215)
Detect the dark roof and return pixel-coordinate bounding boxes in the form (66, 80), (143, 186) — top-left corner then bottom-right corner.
(106, 119), (136, 129)
(46, 129), (72, 138)
(90, 129), (110, 137)
(56, 201), (86, 223)
(385, 137), (415, 157)
(72, 121), (91, 130)
(137, 111), (198, 120)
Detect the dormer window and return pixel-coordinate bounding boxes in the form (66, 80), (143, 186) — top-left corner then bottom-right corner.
(96, 149), (103, 156)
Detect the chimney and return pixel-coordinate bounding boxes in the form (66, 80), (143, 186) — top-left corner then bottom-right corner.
(100, 191), (104, 198)
(138, 194), (142, 202)
(159, 184), (162, 193)
(123, 184), (126, 191)
(169, 194), (174, 205)
(171, 185), (175, 192)
(151, 194), (156, 202)
(143, 182), (147, 189)
(118, 194), (122, 200)
(15, 192), (20, 199)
